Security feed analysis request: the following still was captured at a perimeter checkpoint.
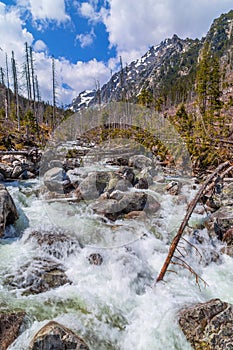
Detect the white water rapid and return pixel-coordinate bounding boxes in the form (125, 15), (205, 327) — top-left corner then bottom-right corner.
(0, 167), (232, 350)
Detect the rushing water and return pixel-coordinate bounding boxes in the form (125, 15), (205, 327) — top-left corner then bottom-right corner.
(0, 162), (233, 350)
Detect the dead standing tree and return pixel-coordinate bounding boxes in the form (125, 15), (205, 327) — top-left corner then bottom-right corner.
(155, 161), (232, 287)
(11, 51), (20, 131)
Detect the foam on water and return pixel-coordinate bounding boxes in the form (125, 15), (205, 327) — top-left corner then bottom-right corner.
(0, 177), (232, 350)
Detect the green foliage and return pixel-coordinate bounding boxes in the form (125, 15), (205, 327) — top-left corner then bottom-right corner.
(196, 43), (222, 120)
(137, 89), (153, 107)
(173, 104), (194, 136)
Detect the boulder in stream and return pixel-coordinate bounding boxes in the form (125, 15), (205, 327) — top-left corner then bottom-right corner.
(178, 298), (233, 350)
(29, 321), (89, 350)
(129, 154), (152, 169)
(0, 184), (19, 237)
(6, 257), (71, 295)
(77, 171), (110, 200)
(43, 167), (71, 192)
(25, 230), (80, 259)
(92, 191), (160, 220)
(0, 311), (28, 350)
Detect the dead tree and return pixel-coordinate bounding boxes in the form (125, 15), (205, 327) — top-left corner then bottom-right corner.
(30, 46), (40, 137)
(25, 42), (32, 101)
(155, 161), (231, 286)
(5, 53), (10, 119)
(11, 51), (20, 130)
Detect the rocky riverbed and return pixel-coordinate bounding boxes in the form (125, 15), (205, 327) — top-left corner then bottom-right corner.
(0, 141), (232, 349)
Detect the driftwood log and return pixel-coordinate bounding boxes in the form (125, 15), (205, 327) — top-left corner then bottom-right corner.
(155, 161), (232, 284)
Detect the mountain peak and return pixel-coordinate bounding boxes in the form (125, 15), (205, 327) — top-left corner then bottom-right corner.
(70, 10), (233, 112)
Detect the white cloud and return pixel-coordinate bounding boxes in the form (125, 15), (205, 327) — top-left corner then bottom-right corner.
(33, 53), (110, 105)
(34, 39), (47, 52)
(76, 29), (96, 48)
(78, 1), (107, 23)
(1, 0), (233, 107)
(0, 3), (33, 59)
(17, 0), (70, 23)
(102, 0), (233, 63)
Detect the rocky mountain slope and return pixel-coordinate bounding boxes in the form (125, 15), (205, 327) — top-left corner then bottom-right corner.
(70, 10), (233, 112)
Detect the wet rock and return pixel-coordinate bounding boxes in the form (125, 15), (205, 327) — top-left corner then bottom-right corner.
(49, 159), (64, 168)
(153, 175), (166, 183)
(129, 155), (152, 170)
(221, 227), (233, 257)
(66, 170), (80, 188)
(114, 179), (133, 192)
(118, 166), (135, 184)
(117, 191), (148, 214)
(144, 194), (161, 214)
(138, 167), (155, 186)
(78, 171), (110, 200)
(88, 253), (103, 265)
(222, 227), (233, 245)
(19, 170), (36, 180)
(91, 199), (120, 220)
(134, 177), (149, 189)
(165, 180), (181, 195)
(211, 206), (233, 230)
(29, 321), (89, 350)
(92, 191), (158, 220)
(0, 311), (28, 350)
(124, 211), (147, 220)
(178, 298), (233, 350)
(105, 172), (122, 193)
(26, 230), (80, 259)
(0, 162), (13, 178)
(109, 190), (124, 201)
(6, 257), (71, 295)
(0, 184), (19, 237)
(43, 167), (71, 193)
(105, 157), (129, 166)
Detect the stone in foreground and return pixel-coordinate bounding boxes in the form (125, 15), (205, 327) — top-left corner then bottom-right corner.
(0, 311), (27, 350)
(178, 298), (233, 350)
(29, 321), (89, 350)
(0, 184), (18, 237)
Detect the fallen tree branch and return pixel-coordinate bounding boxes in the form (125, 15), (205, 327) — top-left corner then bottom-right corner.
(155, 161), (230, 285)
(203, 165), (233, 197)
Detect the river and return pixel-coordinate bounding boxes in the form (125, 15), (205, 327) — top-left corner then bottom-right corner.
(0, 166), (232, 349)
(1, 103), (233, 349)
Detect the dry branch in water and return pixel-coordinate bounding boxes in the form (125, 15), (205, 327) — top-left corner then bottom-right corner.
(155, 161), (231, 286)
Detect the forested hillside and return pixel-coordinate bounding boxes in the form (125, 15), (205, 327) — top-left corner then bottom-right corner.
(0, 11), (233, 171)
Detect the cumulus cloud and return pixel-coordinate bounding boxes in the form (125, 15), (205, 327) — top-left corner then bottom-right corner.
(34, 39), (47, 52)
(0, 2), (110, 105)
(17, 0), (70, 23)
(102, 0), (233, 63)
(0, 3), (33, 59)
(78, 1), (108, 24)
(76, 29), (96, 48)
(1, 0), (233, 106)
(33, 53), (110, 105)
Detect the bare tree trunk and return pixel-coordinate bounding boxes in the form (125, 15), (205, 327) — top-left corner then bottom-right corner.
(5, 53), (10, 120)
(25, 42), (32, 101)
(52, 56), (56, 129)
(30, 46), (39, 138)
(11, 51), (20, 131)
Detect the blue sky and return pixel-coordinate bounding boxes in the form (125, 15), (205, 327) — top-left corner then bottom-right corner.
(0, 0), (232, 106)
